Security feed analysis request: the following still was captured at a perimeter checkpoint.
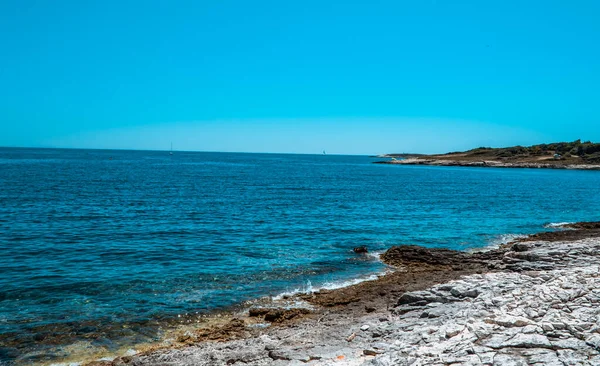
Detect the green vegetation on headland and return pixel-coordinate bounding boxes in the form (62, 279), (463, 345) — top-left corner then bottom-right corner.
(379, 140), (600, 169)
(455, 140), (600, 164)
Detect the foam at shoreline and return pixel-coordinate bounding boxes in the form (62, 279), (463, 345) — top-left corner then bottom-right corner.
(271, 251), (389, 301)
(468, 234), (529, 252)
(543, 221), (575, 228)
(271, 271), (391, 301)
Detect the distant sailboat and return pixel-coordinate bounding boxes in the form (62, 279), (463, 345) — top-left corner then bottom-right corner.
(170, 143), (173, 156)
(323, 150), (326, 155)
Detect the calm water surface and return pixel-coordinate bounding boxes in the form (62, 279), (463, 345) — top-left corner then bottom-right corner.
(1, 148), (600, 364)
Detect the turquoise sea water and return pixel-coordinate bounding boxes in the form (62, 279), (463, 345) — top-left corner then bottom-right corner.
(1, 148), (600, 364)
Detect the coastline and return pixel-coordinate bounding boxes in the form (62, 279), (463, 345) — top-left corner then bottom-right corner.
(5, 148), (600, 366)
(374, 157), (600, 170)
(3, 266), (393, 366)
(69, 222), (600, 366)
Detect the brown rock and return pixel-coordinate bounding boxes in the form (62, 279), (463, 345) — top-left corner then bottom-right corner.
(193, 318), (249, 342)
(264, 308), (311, 323)
(353, 245), (368, 254)
(380, 245), (503, 272)
(248, 308), (271, 317)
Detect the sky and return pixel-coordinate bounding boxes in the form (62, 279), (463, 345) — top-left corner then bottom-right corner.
(1, 0), (599, 155)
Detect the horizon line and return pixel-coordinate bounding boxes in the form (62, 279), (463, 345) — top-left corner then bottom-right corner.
(0, 145), (377, 157)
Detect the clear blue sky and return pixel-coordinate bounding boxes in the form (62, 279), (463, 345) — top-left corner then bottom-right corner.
(1, 0), (599, 154)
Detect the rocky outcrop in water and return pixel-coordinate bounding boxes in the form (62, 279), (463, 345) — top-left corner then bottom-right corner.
(353, 246), (369, 254)
(381, 245), (503, 271)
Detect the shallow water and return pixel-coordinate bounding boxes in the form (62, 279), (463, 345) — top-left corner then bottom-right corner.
(1, 148), (600, 364)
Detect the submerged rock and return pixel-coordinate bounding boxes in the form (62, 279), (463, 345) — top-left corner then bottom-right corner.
(353, 245), (368, 254)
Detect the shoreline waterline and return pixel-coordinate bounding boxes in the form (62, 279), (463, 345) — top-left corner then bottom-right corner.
(5, 222), (600, 366)
(2, 254), (391, 366)
(79, 221), (600, 366)
(31, 230), (541, 365)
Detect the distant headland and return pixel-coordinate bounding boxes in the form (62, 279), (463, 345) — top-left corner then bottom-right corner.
(375, 140), (600, 170)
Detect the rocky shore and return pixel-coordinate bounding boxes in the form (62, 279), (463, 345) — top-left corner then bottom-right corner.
(374, 141), (600, 170)
(374, 157), (600, 170)
(84, 223), (600, 366)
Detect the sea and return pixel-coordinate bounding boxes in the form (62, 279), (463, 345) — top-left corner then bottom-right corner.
(1, 147), (600, 365)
